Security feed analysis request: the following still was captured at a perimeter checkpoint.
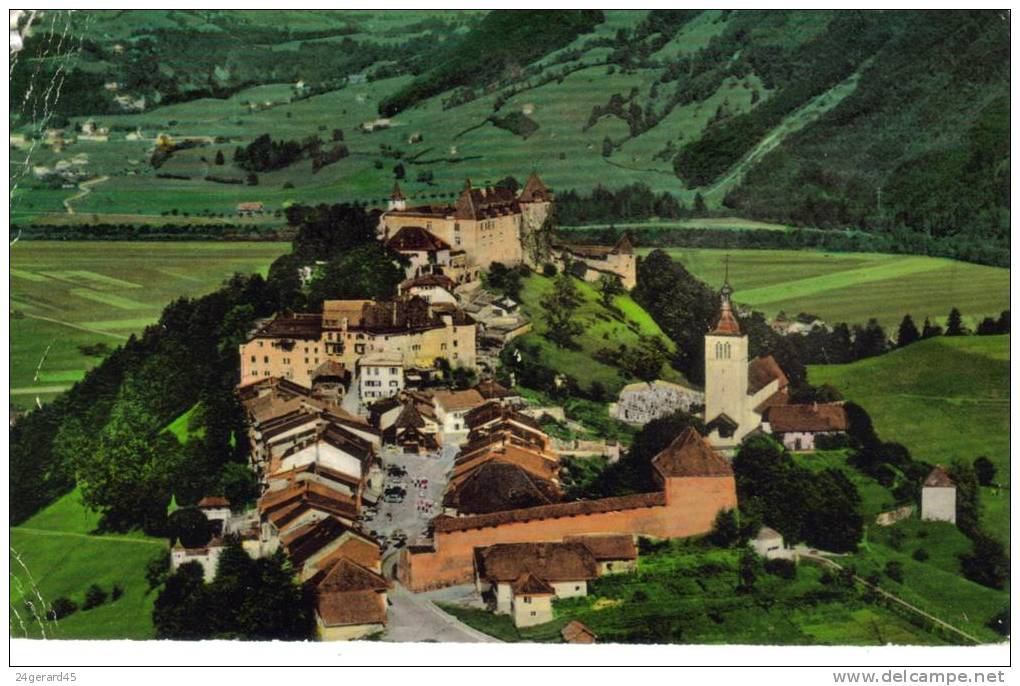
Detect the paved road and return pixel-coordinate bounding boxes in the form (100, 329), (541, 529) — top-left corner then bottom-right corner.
(382, 584), (499, 643)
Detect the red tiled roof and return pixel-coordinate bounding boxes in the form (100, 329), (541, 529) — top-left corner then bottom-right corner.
(766, 403), (847, 433)
(748, 355), (789, 395)
(433, 388), (486, 413)
(512, 573), (555, 595)
(316, 556), (390, 593)
(651, 427), (733, 478)
(564, 535), (637, 561)
(476, 542), (598, 583)
(317, 590), (387, 628)
(561, 620), (597, 643)
(387, 226), (451, 253)
(711, 300), (741, 336)
(197, 496), (230, 509)
(432, 490), (667, 533)
(924, 466), (955, 488)
(518, 172), (551, 203)
(444, 460), (561, 515)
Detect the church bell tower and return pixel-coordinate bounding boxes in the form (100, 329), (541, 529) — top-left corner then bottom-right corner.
(704, 272), (748, 451)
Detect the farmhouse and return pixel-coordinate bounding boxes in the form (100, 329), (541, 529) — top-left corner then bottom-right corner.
(474, 541), (599, 628)
(764, 402), (848, 452)
(236, 202), (264, 216)
(703, 279), (790, 453)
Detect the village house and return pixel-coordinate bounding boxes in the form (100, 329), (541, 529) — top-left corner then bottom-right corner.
(552, 234), (638, 290)
(384, 399), (441, 454)
(763, 402), (848, 451)
(239, 295), (477, 386)
(170, 538), (225, 582)
(432, 388), (487, 437)
(357, 352), (404, 401)
(474, 541), (599, 628)
(703, 278), (790, 453)
(921, 466), (957, 523)
(379, 173), (552, 271)
(236, 201), (265, 217)
(312, 556), (391, 640)
(397, 273), (458, 304)
(386, 224), (452, 279)
(196, 496), (231, 537)
(564, 535), (638, 575)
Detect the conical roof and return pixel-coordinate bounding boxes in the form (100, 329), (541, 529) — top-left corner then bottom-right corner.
(391, 182), (405, 200)
(651, 427), (733, 478)
(519, 171), (551, 202)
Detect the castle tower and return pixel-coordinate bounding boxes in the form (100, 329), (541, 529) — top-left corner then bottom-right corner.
(517, 171), (553, 265)
(704, 276), (748, 452)
(388, 182), (407, 211)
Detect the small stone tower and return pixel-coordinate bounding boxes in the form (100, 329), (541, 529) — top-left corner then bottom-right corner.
(921, 466), (957, 523)
(388, 182), (407, 212)
(704, 277), (749, 452)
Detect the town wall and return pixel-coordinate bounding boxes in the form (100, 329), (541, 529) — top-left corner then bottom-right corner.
(398, 475), (736, 591)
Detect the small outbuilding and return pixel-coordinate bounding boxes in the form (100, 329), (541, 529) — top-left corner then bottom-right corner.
(561, 620), (597, 644)
(750, 526), (785, 559)
(921, 466), (956, 523)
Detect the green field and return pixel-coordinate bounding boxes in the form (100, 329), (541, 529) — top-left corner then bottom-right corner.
(10, 241), (287, 405)
(810, 335), (1010, 546)
(9, 489), (165, 640)
(441, 543), (947, 645)
(514, 271), (686, 395)
(644, 248), (1010, 330)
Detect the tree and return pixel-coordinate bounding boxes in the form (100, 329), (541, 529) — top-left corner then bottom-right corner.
(987, 606), (1010, 637)
(946, 307), (965, 336)
(921, 317), (943, 339)
(306, 243), (406, 308)
(959, 532), (1010, 590)
(976, 317), (998, 335)
(601, 136), (613, 157)
(709, 509), (741, 547)
(485, 262), (524, 301)
(393, 163), (406, 180)
(146, 550), (171, 590)
(83, 583), (109, 610)
(540, 273), (584, 348)
(214, 150), (224, 165)
(219, 462), (260, 511)
(852, 319), (888, 359)
(693, 192), (707, 215)
(153, 562), (212, 640)
(596, 273), (624, 306)
(896, 314), (920, 347)
(332, 128), (344, 142)
(166, 507), (212, 548)
(246, 172), (259, 186)
(47, 597), (78, 621)
(737, 549), (762, 592)
(948, 458), (981, 536)
(884, 561), (904, 583)
(973, 456), (997, 487)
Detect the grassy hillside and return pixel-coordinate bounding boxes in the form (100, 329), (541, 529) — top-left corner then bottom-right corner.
(12, 9), (1005, 255)
(809, 335), (1010, 545)
(513, 272), (686, 396)
(442, 542), (947, 645)
(9, 489), (164, 640)
(10, 241), (286, 405)
(645, 248), (1009, 330)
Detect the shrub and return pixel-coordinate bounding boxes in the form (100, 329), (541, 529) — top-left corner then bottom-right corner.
(146, 550), (171, 590)
(987, 606), (1009, 637)
(83, 583), (109, 610)
(884, 561), (904, 583)
(542, 263), (558, 277)
(47, 597), (77, 620)
(112, 583), (125, 601)
(764, 558), (797, 580)
(912, 548), (929, 562)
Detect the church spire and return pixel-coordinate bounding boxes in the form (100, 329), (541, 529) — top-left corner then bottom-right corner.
(711, 260), (741, 336)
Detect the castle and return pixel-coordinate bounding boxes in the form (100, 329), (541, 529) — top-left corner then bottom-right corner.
(379, 173), (553, 272)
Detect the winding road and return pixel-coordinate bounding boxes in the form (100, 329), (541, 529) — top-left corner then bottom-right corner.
(63, 174), (109, 214)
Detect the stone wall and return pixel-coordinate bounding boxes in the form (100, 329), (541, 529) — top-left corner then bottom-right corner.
(398, 475), (736, 591)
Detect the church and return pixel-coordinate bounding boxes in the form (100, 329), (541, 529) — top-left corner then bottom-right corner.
(703, 278), (790, 453)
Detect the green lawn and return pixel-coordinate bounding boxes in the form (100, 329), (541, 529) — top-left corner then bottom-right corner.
(441, 542), (947, 645)
(642, 248), (1009, 330)
(10, 241), (287, 406)
(809, 335), (1010, 546)
(9, 489), (166, 640)
(514, 271), (687, 395)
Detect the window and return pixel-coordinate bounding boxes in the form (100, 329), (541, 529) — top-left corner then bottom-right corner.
(390, 367), (398, 374)
(530, 611), (536, 617)
(453, 339), (458, 347)
(575, 585), (581, 591)
(250, 355), (256, 363)
(263, 356), (269, 364)
(258, 341), (263, 348)
(524, 597), (531, 604)
(389, 380), (398, 387)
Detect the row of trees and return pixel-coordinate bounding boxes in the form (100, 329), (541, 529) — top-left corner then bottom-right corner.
(553, 183), (706, 226)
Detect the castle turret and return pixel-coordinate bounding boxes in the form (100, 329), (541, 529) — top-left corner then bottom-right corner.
(388, 182), (407, 211)
(704, 277), (749, 452)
